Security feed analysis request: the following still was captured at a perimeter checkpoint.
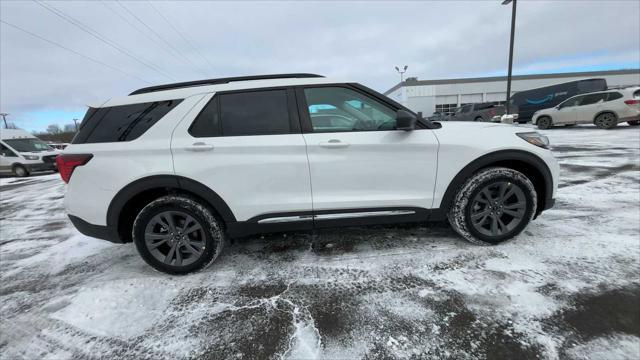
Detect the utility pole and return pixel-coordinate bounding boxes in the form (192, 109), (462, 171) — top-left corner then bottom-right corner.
(0, 113), (8, 129)
(395, 65), (408, 82)
(502, 0), (517, 114)
(73, 118), (79, 132)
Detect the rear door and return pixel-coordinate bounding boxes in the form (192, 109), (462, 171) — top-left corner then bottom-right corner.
(171, 88), (313, 224)
(297, 85), (439, 219)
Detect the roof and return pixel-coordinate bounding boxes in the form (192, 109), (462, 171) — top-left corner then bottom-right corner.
(104, 75), (342, 107)
(384, 69), (640, 95)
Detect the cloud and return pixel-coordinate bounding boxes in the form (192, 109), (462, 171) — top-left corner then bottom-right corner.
(1, 0), (638, 131)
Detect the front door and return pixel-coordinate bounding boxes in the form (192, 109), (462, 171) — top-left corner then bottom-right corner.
(555, 95), (584, 124)
(298, 86), (439, 219)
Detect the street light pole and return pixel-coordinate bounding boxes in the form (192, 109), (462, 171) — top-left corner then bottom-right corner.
(395, 65), (408, 82)
(503, 0), (517, 114)
(73, 118), (79, 132)
(0, 113), (8, 129)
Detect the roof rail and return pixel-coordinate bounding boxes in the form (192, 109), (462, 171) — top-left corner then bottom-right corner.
(129, 73), (324, 95)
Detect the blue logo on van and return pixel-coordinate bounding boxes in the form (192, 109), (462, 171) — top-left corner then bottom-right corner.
(526, 94), (553, 105)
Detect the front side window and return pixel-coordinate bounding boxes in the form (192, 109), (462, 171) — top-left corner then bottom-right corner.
(0, 143), (18, 157)
(559, 95), (584, 109)
(303, 87), (397, 132)
(3, 138), (52, 152)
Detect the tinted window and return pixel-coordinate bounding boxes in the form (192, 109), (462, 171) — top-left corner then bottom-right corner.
(73, 99), (182, 144)
(606, 92), (623, 101)
(559, 95), (584, 108)
(189, 97), (221, 137)
(580, 93), (607, 106)
(0, 144), (17, 157)
(219, 90), (290, 136)
(303, 87), (396, 132)
(3, 138), (52, 152)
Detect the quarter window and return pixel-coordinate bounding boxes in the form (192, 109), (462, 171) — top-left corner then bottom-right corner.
(73, 99), (183, 144)
(303, 87), (397, 132)
(606, 92), (623, 101)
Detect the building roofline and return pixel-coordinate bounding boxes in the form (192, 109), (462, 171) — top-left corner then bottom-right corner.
(383, 69), (640, 95)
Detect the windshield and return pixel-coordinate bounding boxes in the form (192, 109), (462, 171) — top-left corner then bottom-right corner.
(4, 138), (53, 152)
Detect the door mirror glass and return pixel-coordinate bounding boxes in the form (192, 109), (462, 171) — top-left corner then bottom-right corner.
(396, 110), (416, 131)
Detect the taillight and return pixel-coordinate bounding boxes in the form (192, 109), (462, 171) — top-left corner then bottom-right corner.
(56, 154), (93, 183)
(624, 99), (640, 105)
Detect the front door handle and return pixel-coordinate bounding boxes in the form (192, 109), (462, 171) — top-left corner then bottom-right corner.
(319, 139), (350, 148)
(185, 142), (214, 151)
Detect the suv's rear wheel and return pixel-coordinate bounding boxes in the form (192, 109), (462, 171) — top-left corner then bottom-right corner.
(536, 116), (552, 130)
(594, 112), (617, 129)
(132, 195), (225, 274)
(448, 167), (537, 245)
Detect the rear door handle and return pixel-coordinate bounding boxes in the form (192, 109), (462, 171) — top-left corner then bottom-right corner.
(185, 142), (214, 151)
(319, 139), (350, 149)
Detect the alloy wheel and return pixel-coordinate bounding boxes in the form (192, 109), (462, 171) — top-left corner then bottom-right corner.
(469, 181), (527, 237)
(144, 210), (206, 266)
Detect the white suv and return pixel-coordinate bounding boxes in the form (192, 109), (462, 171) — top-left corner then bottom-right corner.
(59, 74), (558, 274)
(532, 86), (640, 129)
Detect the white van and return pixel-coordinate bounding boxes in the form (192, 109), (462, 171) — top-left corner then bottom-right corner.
(0, 129), (60, 177)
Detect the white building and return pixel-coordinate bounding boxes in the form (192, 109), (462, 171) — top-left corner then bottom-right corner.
(384, 69), (640, 115)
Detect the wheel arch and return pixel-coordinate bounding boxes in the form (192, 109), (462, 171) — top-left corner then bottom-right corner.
(593, 110), (618, 123)
(107, 175), (236, 243)
(434, 150), (553, 220)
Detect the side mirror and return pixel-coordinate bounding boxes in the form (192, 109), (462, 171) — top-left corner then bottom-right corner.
(396, 109), (416, 131)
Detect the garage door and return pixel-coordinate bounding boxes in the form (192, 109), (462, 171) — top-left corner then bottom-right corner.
(486, 92), (506, 102)
(460, 93), (483, 104)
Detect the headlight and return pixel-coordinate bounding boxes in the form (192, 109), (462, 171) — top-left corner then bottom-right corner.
(23, 155), (39, 160)
(517, 132), (549, 149)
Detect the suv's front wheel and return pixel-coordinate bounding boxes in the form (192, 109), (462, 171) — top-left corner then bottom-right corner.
(132, 195), (225, 274)
(448, 167), (537, 245)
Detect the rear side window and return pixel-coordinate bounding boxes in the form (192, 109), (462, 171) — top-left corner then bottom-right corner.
(73, 99), (182, 144)
(580, 93), (607, 106)
(189, 90), (291, 137)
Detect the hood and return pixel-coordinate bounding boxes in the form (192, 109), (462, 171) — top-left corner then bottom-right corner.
(437, 121), (525, 133)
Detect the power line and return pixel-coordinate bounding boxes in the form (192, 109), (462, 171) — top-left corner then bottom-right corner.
(100, 0), (189, 73)
(116, 0), (208, 77)
(0, 19), (151, 84)
(146, 0), (215, 70)
(33, 0), (175, 81)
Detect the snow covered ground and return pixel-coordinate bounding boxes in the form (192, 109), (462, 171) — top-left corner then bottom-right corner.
(1, 125), (639, 359)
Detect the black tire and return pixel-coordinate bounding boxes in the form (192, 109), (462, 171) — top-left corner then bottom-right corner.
(594, 112), (617, 129)
(447, 167), (537, 245)
(132, 195), (225, 275)
(474, 117), (483, 122)
(536, 116), (552, 130)
(12, 165), (29, 177)
(627, 120), (639, 126)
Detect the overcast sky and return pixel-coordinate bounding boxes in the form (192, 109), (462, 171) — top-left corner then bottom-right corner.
(1, 0), (639, 132)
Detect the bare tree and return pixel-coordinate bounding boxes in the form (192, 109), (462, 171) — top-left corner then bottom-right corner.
(46, 124), (62, 134)
(63, 124), (77, 132)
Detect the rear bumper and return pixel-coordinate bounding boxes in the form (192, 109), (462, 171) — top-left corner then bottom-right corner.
(68, 215), (122, 243)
